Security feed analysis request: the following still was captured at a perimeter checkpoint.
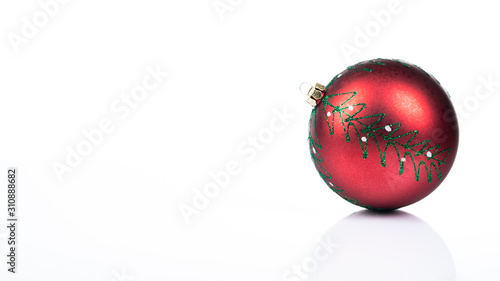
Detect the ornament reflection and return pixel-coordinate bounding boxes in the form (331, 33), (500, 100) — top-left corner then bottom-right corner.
(307, 211), (456, 281)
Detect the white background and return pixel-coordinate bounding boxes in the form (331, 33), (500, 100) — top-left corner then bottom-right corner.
(0, 0), (499, 280)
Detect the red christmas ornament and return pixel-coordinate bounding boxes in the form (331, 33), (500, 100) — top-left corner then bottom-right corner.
(307, 59), (459, 210)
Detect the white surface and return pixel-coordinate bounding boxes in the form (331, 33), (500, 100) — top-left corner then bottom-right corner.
(0, 0), (498, 280)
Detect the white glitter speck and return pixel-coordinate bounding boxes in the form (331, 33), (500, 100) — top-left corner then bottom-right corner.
(401, 158), (406, 162)
(361, 137), (367, 142)
(312, 147), (316, 153)
(426, 151), (433, 157)
(385, 125), (392, 132)
(327, 112), (332, 117)
(348, 106), (354, 111)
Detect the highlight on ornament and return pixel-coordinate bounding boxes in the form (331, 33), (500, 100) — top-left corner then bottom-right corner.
(306, 58), (459, 210)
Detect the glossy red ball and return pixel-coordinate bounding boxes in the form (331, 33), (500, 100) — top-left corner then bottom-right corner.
(309, 59), (459, 210)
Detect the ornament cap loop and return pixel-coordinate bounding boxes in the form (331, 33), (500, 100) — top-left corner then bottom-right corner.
(306, 83), (326, 107)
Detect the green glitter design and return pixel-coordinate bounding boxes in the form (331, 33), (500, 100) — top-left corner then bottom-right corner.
(395, 59), (411, 68)
(326, 59), (386, 88)
(309, 108), (377, 210)
(322, 91), (451, 183)
(309, 59), (452, 210)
